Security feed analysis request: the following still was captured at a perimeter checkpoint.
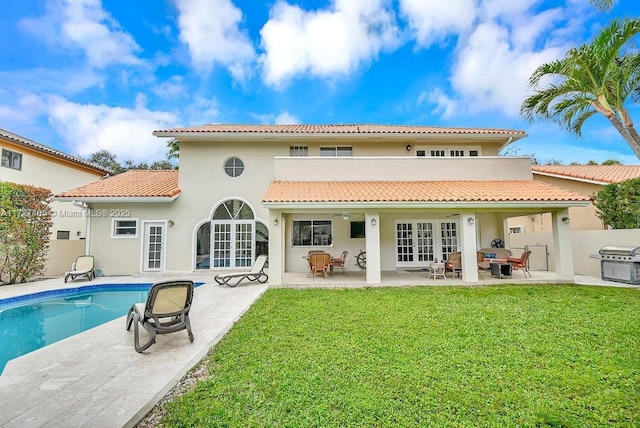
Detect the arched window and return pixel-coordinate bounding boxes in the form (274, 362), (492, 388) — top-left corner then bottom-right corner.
(196, 199), (267, 270)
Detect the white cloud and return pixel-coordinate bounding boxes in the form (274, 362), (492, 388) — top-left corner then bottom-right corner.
(152, 75), (188, 98)
(450, 21), (566, 117)
(420, 88), (458, 119)
(275, 111), (301, 124)
(173, 0), (256, 80)
(399, 0), (476, 48)
(253, 111), (301, 125)
(45, 96), (178, 162)
(260, 0), (400, 87)
(19, 0), (141, 68)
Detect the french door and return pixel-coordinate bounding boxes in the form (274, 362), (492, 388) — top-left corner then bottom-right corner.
(211, 221), (254, 268)
(143, 222), (165, 271)
(395, 220), (458, 268)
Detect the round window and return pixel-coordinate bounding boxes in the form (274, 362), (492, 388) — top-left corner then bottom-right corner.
(224, 157), (244, 177)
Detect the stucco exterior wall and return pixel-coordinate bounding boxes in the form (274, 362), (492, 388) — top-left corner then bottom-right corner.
(0, 139), (105, 241)
(274, 157), (533, 181)
(508, 174), (604, 232)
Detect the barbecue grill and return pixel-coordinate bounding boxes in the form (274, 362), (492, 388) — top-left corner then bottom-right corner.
(596, 246), (640, 285)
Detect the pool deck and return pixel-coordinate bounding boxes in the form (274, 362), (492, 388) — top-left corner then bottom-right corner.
(0, 273), (268, 428)
(0, 272), (636, 427)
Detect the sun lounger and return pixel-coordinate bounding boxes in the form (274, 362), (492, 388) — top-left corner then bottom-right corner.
(214, 255), (268, 287)
(64, 255), (95, 283)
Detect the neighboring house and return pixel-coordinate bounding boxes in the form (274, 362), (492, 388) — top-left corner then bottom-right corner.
(0, 128), (111, 275)
(508, 164), (640, 233)
(56, 124), (589, 285)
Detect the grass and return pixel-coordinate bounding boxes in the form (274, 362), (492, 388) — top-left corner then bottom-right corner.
(159, 285), (640, 427)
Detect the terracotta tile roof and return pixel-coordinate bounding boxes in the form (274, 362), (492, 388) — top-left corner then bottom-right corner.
(0, 128), (112, 175)
(154, 123), (526, 137)
(263, 180), (591, 204)
(56, 170), (179, 199)
(532, 165), (640, 184)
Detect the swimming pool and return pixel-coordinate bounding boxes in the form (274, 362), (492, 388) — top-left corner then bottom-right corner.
(0, 283), (203, 374)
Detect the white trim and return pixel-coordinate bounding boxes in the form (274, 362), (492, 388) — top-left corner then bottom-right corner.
(111, 218), (139, 239)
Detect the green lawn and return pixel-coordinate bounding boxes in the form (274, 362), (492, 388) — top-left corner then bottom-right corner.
(160, 285), (640, 427)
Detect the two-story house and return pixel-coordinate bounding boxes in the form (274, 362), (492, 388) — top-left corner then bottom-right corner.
(0, 128), (112, 275)
(56, 124), (589, 285)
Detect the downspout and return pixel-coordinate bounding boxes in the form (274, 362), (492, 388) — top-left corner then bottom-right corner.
(72, 201), (90, 255)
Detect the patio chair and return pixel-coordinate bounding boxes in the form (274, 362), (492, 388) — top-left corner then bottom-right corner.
(309, 252), (331, 279)
(507, 250), (532, 278)
(445, 252), (462, 278)
(214, 255), (269, 287)
(477, 251), (486, 279)
(64, 255), (95, 283)
(331, 251), (348, 275)
(125, 280), (195, 353)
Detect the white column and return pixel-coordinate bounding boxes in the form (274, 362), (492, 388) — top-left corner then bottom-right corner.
(460, 213), (478, 282)
(552, 208), (574, 281)
(365, 212), (381, 284)
(268, 210), (284, 286)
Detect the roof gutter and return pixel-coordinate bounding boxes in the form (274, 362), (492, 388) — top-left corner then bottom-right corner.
(262, 200), (590, 210)
(54, 195), (180, 203)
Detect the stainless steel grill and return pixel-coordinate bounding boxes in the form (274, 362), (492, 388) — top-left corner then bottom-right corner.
(597, 246), (640, 284)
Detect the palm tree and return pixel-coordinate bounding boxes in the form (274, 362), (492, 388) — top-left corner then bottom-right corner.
(590, 0), (613, 11)
(521, 18), (640, 160)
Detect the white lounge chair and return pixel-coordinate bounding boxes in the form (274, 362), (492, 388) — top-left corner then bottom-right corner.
(64, 255), (95, 283)
(125, 280), (195, 353)
(214, 255), (269, 287)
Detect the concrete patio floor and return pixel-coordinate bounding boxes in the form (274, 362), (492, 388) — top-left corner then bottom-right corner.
(0, 270), (635, 427)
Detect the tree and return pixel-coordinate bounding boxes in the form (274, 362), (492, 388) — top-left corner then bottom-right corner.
(85, 150), (176, 174)
(167, 139), (179, 160)
(86, 149), (124, 174)
(590, 0), (613, 11)
(594, 177), (640, 229)
(0, 182), (53, 284)
(521, 18), (640, 160)
(602, 159), (622, 165)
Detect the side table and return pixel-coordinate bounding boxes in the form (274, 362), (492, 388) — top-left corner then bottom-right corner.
(490, 262), (512, 279)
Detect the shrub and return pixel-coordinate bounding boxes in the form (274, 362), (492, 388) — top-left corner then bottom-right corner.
(0, 182), (53, 284)
(594, 177), (640, 229)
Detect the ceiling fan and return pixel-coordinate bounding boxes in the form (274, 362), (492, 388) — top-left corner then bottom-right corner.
(332, 212), (362, 221)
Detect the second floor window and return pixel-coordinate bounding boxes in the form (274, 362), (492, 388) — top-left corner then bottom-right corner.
(289, 146), (308, 156)
(224, 157), (244, 177)
(320, 146), (352, 157)
(416, 147), (480, 157)
(1, 149), (22, 170)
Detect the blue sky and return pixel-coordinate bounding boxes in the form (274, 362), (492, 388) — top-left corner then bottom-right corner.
(1, 0), (639, 164)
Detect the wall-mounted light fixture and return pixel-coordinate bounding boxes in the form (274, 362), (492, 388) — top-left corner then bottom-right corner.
(273, 218), (279, 226)
(342, 213), (350, 221)
(76, 231), (82, 236)
(467, 217), (475, 225)
(406, 144), (412, 152)
(562, 216), (570, 224)
(168, 220), (175, 227)
(371, 218), (377, 226)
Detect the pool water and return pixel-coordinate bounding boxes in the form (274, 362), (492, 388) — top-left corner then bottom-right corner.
(0, 283), (200, 374)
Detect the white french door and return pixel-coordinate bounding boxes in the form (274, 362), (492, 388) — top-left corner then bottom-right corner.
(211, 221), (254, 268)
(395, 220), (458, 268)
(143, 222), (165, 271)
